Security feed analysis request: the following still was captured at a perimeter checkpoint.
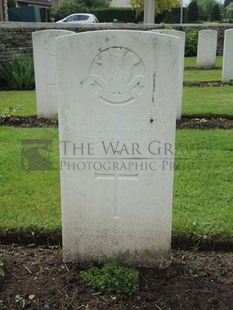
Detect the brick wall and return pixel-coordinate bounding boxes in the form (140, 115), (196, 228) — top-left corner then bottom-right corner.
(0, 22), (233, 63)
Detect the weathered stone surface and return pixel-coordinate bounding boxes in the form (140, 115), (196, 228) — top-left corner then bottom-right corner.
(151, 29), (185, 119)
(56, 30), (179, 267)
(32, 30), (74, 117)
(196, 29), (218, 68)
(222, 29), (233, 82)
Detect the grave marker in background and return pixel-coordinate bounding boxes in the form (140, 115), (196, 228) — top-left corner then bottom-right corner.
(32, 30), (75, 118)
(56, 31), (179, 267)
(222, 29), (233, 82)
(196, 29), (217, 69)
(152, 29), (185, 119)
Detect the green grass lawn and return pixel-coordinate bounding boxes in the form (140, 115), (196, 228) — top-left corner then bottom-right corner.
(174, 130), (233, 237)
(182, 86), (233, 117)
(185, 56), (223, 68)
(184, 69), (221, 82)
(0, 90), (36, 117)
(0, 127), (232, 238)
(0, 127), (61, 230)
(1, 85), (233, 119)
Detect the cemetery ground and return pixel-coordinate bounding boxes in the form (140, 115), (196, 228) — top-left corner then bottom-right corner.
(0, 58), (233, 309)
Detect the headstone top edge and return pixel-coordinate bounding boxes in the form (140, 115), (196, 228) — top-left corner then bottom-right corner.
(199, 29), (218, 33)
(150, 30), (185, 39)
(32, 29), (75, 37)
(55, 29), (181, 45)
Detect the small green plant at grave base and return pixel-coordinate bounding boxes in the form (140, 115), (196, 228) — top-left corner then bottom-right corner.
(160, 22), (173, 29)
(80, 262), (139, 295)
(0, 55), (35, 90)
(189, 221), (215, 239)
(0, 260), (4, 277)
(0, 91), (36, 117)
(189, 269), (198, 279)
(0, 106), (21, 117)
(51, 114), (58, 122)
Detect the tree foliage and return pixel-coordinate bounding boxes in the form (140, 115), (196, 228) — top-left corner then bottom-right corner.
(226, 2), (233, 19)
(224, 0), (233, 8)
(57, 0), (110, 12)
(52, 0), (110, 20)
(197, 0), (222, 20)
(7, 0), (16, 7)
(82, 0), (110, 7)
(187, 0), (199, 22)
(211, 3), (221, 20)
(131, 0), (179, 16)
(53, 1), (88, 20)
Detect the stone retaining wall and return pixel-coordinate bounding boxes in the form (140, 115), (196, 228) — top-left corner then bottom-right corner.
(0, 22), (233, 63)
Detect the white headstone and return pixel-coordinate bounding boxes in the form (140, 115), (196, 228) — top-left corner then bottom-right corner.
(222, 29), (233, 82)
(196, 29), (218, 69)
(56, 30), (179, 267)
(151, 30), (185, 119)
(32, 30), (75, 118)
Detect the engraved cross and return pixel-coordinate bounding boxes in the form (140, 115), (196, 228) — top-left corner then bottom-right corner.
(95, 172), (138, 218)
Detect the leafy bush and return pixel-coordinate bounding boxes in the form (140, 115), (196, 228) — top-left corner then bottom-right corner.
(0, 260), (4, 277)
(187, 0), (199, 22)
(82, 0), (110, 8)
(0, 55), (35, 90)
(226, 2), (233, 20)
(80, 262), (139, 295)
(7, 0), (16, 7)
(159, 22), (173, 29)
(91, 7), (142, 23)
(211, 4), (221, 21)
(51, 2), (88, 20)
(51, 0), (111, 21)
(185, 30), (198, 57)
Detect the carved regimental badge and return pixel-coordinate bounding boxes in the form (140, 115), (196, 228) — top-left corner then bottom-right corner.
(89, 47), (145, 104)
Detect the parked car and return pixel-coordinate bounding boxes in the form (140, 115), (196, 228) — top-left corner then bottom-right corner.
(56, 13), (99, 24)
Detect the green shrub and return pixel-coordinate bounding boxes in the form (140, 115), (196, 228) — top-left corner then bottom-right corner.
(51, 0), (111, 21)
(0, 55), (35, 90)
(91, 7), (143, 23)
(0, 260), (4, 277)
(187, 0), (199, 22)
(51, 2), (88, 20)
(159, 22), (173, 29)
(185, 30), (198, 57)
(80, 262), (139, 295)
(7, 0), (16, 7)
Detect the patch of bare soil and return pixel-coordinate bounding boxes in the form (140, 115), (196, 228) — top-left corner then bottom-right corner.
(0, 116), (58, 128)
(0, 246), (232, 310)
(0, 116), (233, 130)
(177, 117), (233, 130)
(183, 81), (231, 87)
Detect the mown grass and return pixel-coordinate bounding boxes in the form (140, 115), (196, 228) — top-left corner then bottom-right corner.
(0, 90), (36, 116)
(173, 130), (233, 237)
(184, 69), (221, 82)
(1, 85), (233, 119)
(0, 127), (61, 230)
(0, 127), (232, 238)
(185, 56), (223, 68)
(182, 86), (233, 117)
